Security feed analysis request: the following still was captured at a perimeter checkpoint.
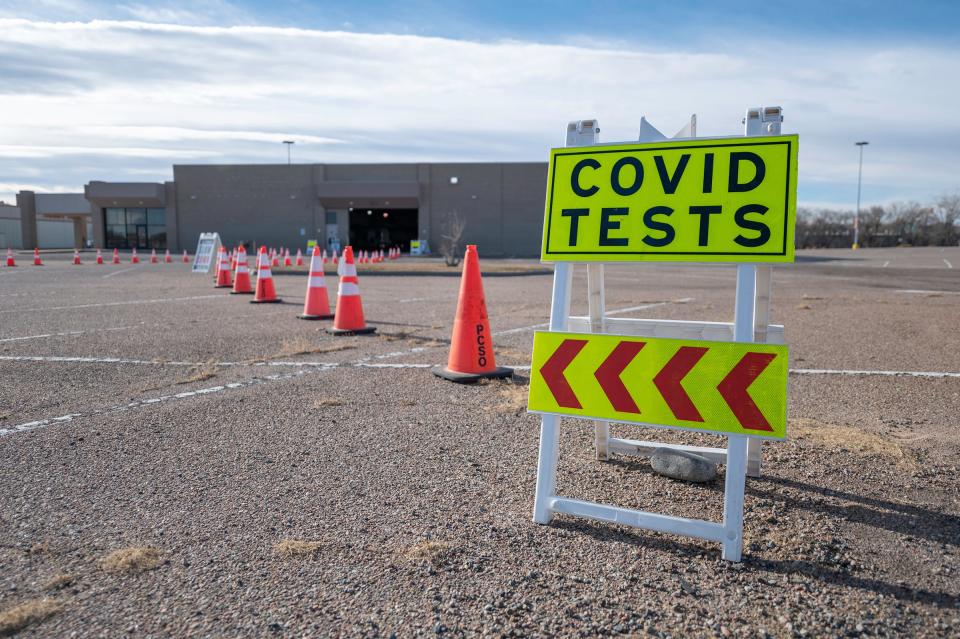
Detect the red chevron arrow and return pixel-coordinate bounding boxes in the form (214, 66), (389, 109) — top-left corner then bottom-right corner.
(594, 341), (646, 413)
(540, 339), (588, 408)
(716, 352), (777, 431)
(653, 346), (708, 422)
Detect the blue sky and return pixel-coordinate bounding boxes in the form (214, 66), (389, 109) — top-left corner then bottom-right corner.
(1, 0), (958, 208)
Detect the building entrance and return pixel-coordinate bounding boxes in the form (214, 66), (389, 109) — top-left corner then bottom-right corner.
(349, 208), (417, 252)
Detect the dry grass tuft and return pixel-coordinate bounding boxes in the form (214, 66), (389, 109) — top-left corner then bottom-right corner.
(99, 547), (162, 574)
(399, 399), (417, 407)
(796, 303), (812, 310)
(403, 540), (454, 565)
(28, 541), (51, 556)
(274, 539), (326, 558)
(790, 418), (917, 468)
(41, 574), (73, 591)
(277, 336), (357, 357)
(494, 347), (531, 364)
(494, 381), (529, 415)
(177, 360), (218, 384)
(0, 598), (62, 635)
(315, 398), (343, 407)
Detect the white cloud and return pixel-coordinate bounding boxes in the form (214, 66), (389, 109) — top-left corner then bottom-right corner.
(0, 18), (957, 207)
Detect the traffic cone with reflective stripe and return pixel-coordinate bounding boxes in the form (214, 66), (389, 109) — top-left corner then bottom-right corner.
(231, 246), (253, 294)
(164, 249), (172, 263)
(298, 246), (334, 320)
(327, 246), (375, 335)
(284, 249), (292, 267)
(433, 245), (513, 383)
(251, 247), (281, 303)
(131, 248), (139, 264)
(332, 249), (338, 265)
(6, 248), (15, 267)
(214, 246), (233, 288)
(112, 248), (120, 264)
(182, 250), (189, 263)
(321, 249), (328, 264)
(96, 249), (104, 264)
(295, 248), (303, 266)
(33, 248), (43, 266)
(73, 249), (81, 265)
(150, 249), (158, 264)
(272, 250), (280, 268)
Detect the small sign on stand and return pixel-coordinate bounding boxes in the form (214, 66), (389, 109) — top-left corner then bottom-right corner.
(192, 232), (221, 274)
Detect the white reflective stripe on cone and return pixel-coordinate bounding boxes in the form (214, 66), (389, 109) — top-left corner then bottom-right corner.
(338, 282), (360, 296)
(339, 262), (357, 277)
(260, 268), (272, 278)
(308, 275), (326, 287)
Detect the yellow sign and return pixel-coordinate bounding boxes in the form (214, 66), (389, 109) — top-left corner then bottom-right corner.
(541, 135), (798, 263)
(528, 331), (788, 439)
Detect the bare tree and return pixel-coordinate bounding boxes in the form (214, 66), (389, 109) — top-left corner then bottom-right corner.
(439, 210), (466, 267)
(934, 193), (960, 246)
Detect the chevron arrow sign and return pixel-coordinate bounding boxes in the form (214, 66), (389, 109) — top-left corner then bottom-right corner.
(528, 331), (789, 439)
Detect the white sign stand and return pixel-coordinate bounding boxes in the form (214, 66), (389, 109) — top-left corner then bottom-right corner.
(532, 107), (786, 561)
(192, 232), (221, 274)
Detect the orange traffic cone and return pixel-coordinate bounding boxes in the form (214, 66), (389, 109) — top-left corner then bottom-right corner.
(251, 247), (281, 304)
(112, 248), (120, 264)
(298, 246), (334, 320)
(164, 249), (172, 263)
(433, 245), (513, 383)
(150, 249), (158, 264)
(182, 250), (189, 263)
(321, 249), (328, 264)
(332, 249), (338, 265)
(284, 249), (292, 267)
(231, 246), (254, 294)
(272, 251), (280, 268)
(33, 248), (43, 266)
(295, 248), (303, 266)
(327, 246), (375, 335)
(214, 247), (233, 288)
(72, 249), (81, 265)
(96, 249), (104, 264)
(131, 248), (139, 264)
(6, 248), (16, 267)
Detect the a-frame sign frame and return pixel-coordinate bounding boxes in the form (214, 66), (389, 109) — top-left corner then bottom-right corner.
(531, 107), (789, 562)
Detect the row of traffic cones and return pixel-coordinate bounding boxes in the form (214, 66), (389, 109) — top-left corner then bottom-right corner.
(4, 248), (193, 266)
(212, 244), (376, 335)
(213, 242), (509, 381)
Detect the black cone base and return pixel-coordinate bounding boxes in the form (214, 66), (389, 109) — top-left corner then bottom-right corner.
(297, 313), (334, 320)
(250, 298), (283, 304)
(432, 365), (514, 384)
(326, 326), (377, 335)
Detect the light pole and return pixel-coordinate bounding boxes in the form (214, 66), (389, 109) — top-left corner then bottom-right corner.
(283, 140), (294, 165)
(854, 141), (869, 249)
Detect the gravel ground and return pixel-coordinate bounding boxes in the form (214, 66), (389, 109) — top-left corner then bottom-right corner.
(1, 247), (958, 637)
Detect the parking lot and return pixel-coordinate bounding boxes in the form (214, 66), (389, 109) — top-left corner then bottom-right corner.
(1, 246), (958, 637)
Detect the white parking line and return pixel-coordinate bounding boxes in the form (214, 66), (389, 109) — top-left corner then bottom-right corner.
(789, 368), (960, 379)
(0, 326), (135, 343)
(102, 265), (141, 278)
(945, 259), (954, 269)
(491, 299), (690, 337)
(896, 289), (960, 295)
(882, 261), (890, 268)
(0, 294), (229, 314)
(0, 367), (330, 438)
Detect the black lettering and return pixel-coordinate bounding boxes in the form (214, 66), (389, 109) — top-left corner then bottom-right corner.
(733, 204), (771, 247)
(571, 159), (600, 197)
(561, 208), (590, 246)
(610, 157), (643, 196)
(728, 151), (766, 192)
(703, 153), (714, 193)
(599, 208), (629, 246)
(641, 206), (675, 247)
(654, 154), (690, 194)
(689, 205), (723, 246)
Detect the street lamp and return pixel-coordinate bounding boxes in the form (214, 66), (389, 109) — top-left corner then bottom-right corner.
(854, 141), (869, 249)
(283, 140), (295, 165)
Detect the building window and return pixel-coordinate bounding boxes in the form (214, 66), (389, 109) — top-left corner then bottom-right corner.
(103, 207), (167, 249)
